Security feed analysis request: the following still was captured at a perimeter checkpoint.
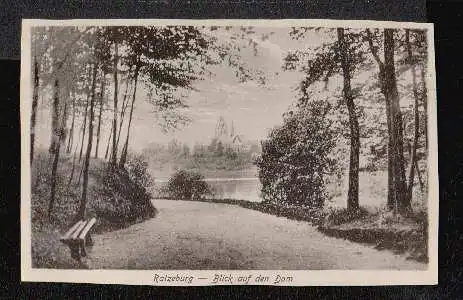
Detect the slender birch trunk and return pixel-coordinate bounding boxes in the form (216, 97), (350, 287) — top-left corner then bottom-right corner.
(111, 41), (119, 167)
(31, 57), (39, 164)
(94, 73), (105, 158)
(79, 62), (98, 219)
(116, 76), (132, 152)
(119, 66), (140, 168)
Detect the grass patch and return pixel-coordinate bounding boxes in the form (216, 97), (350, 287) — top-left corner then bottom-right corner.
(318, 207), (428, 263)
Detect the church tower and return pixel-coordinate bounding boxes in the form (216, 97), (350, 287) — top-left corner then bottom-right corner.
(215, 116), (228, 137)
(230, 120), (235, 137)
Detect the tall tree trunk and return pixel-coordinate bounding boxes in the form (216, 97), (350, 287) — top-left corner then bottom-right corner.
(78, 66), (93, 161)
(405, 29), (420, 204)
(94, 74), (105, 158)
(78, 66), (97, 182)
(119, 66), (139, 168)
(48, 79), (67, 220)
(78, 93), (90, 162)
(77, 158), (84, 185)
(76, 111), (88, 186)
(408, 142), (424, 192)
(79, 63), (98, 220)
(414, 153), (424, 191)
(31, 57), (39, 164)
(337, 28), (360, 212)
(66, 94), (76, 153)
(383, 29), (409, 214)
(421, 66), (428, 150)
(111, 41), (119, 167)
(365, 29), (395, 210)
(116, 76), (132, 152)
(49, 79), (60, 155)
(67, 142), (78, 188)
(105, 124), (113, 160)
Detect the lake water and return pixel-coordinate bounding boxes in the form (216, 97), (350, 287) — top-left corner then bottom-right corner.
(205, 178), (262, 202)
(155, 177), (263, 202)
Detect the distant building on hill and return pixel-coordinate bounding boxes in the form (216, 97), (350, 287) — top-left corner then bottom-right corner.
(214, 116), (251, 152)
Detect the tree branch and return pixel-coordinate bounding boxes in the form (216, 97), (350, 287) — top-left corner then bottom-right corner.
(55, 27), (93, 70)
(365, 29), (383, 67)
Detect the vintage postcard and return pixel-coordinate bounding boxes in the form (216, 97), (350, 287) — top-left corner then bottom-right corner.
(20, 19), (438, 285)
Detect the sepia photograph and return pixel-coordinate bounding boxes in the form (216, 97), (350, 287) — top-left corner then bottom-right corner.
(20, 19), (438, 285)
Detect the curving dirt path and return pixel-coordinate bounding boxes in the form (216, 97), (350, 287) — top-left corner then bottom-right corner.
(87, 199), (427, 270)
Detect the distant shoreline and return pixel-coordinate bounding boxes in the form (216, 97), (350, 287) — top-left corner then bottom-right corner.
(155, 177), (260, 183)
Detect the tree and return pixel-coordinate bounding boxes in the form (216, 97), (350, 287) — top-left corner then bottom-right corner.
(256, 100), (337, 208)
(181, 144), (191, 158)
(366, 28), (409, 213)
(48, 79), (64, 219)
(79, 61), (98, 219)
(166, 170), (211, 200)
(78, 69), (91, 162)
(208, 138), (218, 153)
(283, 27), (365, 211)
(119, 64), (140, 167)
(405, 29), (421, 203)
(337, 28), (360, 211)
(34, 24), (270, 220)
(94, 74), (105, 158)
(225, 145), (237, 160)
(115, 74), (132, 156)
(215, 141), (224, 156)
(109, 25), (266, 170)
(30, 58), (39, 164)
(111, 37), (119, 166)
(32, 26), (96, 219)
(66, 93), (76, 154)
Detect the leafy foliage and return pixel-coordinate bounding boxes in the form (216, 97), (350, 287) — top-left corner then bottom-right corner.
(166, 170), (212, 200)
(256, 100), (337, 208)
(125, 154), (154, 188)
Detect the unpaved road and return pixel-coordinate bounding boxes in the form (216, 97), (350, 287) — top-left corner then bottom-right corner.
(87, 199), (426, 270)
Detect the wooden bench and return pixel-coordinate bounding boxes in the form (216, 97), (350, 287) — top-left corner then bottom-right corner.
(60, 218), (97, 261)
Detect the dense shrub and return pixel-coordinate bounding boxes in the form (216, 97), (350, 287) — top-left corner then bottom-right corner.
(93, 165), (157, 226)
(125, 154), (154, 188)
(256, 100), (337, 209)
(166, 170), (212, 200)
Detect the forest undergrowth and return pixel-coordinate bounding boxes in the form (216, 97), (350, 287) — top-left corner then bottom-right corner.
(30, 149), (157, 268)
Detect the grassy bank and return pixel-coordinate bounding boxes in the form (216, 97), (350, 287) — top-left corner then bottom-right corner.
(318, 207), (428, 263)
(31, 150), (157, 268)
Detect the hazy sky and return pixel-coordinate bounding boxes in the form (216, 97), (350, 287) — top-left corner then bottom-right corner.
(129, 27), (323, 148)
(34, 27), (329, 152)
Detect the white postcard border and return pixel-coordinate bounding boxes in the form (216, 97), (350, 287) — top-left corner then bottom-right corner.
(20, 18), (438, 286)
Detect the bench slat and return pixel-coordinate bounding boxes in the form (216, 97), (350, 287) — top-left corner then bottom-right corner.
(78, 217), (97, 240)
(60, 220), (83, 241)
(71, 220), (88, 240)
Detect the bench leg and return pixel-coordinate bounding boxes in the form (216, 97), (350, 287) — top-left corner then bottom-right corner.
(80, 239), (87, 257)
(86, 233), (93, 247)
(69, 242), (81, 261)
